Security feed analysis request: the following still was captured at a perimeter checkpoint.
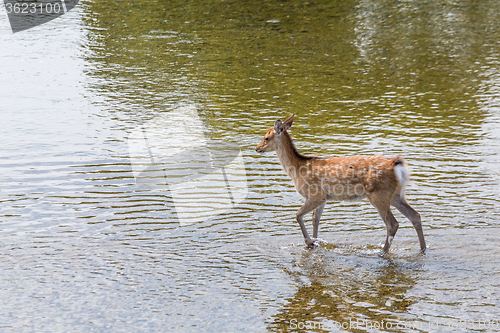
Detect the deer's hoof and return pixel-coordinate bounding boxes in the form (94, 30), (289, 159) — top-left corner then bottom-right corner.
(305, 239), (320, 248)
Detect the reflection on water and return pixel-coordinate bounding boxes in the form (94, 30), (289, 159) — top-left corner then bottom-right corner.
(268, 246), (421, 331)
(1, 0), (500, 331)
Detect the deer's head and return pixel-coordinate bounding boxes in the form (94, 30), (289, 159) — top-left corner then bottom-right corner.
(256, 114), (295, 153)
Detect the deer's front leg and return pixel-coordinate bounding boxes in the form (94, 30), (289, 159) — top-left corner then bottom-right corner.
(296, 199), (324, 247)
(312, 202), (326, 239)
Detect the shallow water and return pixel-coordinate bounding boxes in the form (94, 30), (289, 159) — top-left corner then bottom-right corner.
(1, 0), (500, 332)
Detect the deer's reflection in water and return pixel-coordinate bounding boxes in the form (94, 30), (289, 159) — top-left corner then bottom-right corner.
(267, 244), (424, 332)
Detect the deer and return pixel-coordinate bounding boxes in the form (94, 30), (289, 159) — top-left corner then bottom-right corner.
(255, 114), (426, 253)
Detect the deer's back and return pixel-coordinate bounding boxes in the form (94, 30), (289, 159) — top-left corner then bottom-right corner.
(294, 155), (402, 201)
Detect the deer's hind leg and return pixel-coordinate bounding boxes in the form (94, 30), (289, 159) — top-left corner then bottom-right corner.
(368, 192), (399, 253)
(392, 195), (426, 251)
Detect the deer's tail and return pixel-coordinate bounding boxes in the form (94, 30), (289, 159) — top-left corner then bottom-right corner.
(393, 156), (410, 198)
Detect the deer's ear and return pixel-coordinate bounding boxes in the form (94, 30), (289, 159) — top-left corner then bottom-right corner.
(283, 114), (295, 131)
(274, 119), (284, 135)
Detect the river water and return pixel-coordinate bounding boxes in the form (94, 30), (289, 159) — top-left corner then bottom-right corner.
(1, 1), (500, 332)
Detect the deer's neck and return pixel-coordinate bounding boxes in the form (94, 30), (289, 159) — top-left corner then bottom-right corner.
(276, 131), (309, 181)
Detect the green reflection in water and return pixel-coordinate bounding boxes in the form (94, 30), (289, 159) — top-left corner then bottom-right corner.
(81, 0), (500, 145)
(268, 253), (422, 332)
(79, 0), (500, 331)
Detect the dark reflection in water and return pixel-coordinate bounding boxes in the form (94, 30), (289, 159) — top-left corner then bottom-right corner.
(266, 246), (423, 332)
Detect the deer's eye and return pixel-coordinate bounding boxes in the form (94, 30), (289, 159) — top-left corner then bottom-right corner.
(264, 138), (269, 141)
